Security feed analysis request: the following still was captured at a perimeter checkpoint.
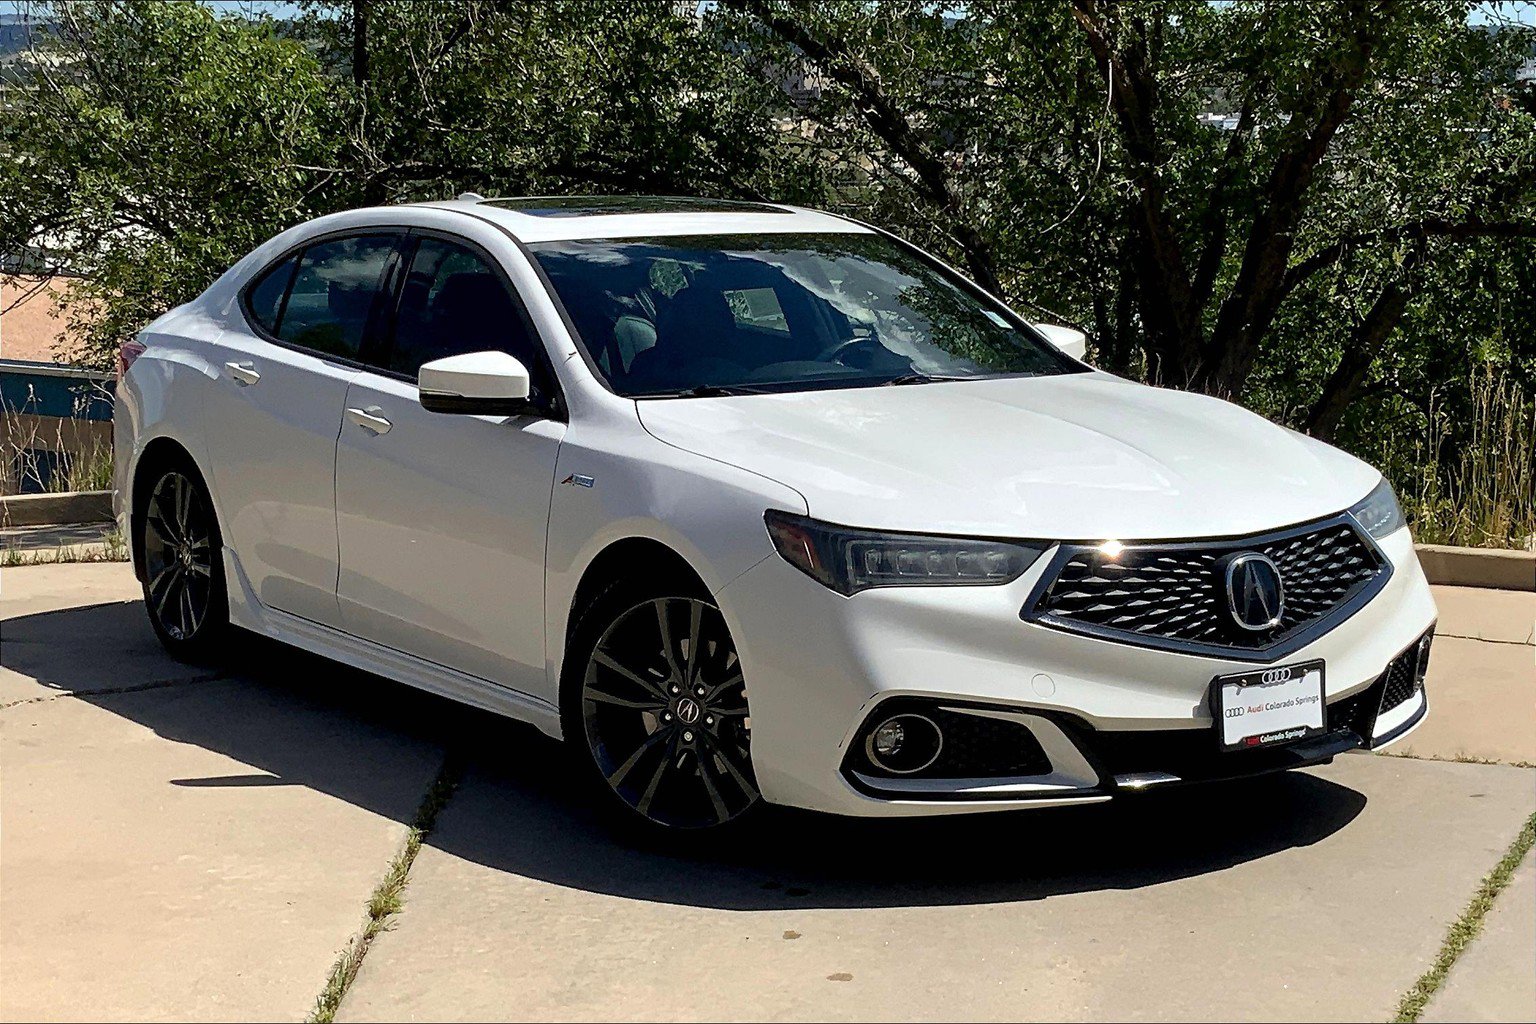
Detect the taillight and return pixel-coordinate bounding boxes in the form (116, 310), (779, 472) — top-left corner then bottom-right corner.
(116, 339), (147, 380)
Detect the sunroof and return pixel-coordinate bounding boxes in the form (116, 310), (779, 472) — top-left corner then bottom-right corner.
(481, 195), (791, 218)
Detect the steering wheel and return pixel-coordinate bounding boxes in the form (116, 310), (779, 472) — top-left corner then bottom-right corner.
(815, 336), (885, 367)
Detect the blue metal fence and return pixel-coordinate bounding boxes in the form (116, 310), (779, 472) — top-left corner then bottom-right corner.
(0, 359), (114, 421)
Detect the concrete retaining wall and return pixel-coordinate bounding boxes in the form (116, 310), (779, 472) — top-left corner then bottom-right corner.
(1415, 544), (1535, 592)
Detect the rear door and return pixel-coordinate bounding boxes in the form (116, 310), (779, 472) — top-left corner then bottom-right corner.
(333, 230), (566, 695)
(204, 230), (401, 625)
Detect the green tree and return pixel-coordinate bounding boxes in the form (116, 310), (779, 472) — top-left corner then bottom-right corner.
(0, 0), (1529, 540)
(0, 0), (345, 362)
(722, 0), (1536, 435)
(288, 0), (819, 204)
(0, 0), (821, 366)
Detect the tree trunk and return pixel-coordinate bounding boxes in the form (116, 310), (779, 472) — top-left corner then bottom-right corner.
(352, 0), (370, 91)
(1303, 279), (1411, 440)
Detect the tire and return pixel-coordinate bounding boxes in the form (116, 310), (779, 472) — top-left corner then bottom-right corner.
(561, 576), (760, 836)
(136, 458), (230, 663)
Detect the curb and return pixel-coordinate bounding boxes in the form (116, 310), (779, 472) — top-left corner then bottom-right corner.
(0, 490), (114, 528)
(1416, 544), (1535, 592)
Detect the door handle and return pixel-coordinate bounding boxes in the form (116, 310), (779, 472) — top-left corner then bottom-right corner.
(224, 361), (261, 386)
(346, 406), (392, 436)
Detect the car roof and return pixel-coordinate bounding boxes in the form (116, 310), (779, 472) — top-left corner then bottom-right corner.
(408, 195), (872, 243)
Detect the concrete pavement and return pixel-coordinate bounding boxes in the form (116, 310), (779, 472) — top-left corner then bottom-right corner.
(1393, 585), (1535, 766)
(335, 754), (1532, 1023)
(2, 562), (1532, 1022)
(1, 564), (448, 1021)
(1422, 851), (1536, 1024)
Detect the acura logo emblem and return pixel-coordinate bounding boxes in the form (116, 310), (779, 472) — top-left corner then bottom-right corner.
(1222, 552), (1286, 632)
(674, 697), (702, 725)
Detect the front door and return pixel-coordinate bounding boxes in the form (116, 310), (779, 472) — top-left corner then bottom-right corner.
(334, 233), (565, 696)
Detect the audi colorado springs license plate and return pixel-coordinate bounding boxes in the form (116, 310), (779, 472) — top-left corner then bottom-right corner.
(1213, 660), (1326, 752)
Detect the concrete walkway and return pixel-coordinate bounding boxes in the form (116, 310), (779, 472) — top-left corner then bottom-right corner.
(1, 563), (1531, 1022)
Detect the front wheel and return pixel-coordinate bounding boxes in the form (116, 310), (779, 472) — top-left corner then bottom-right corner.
(138, 463), (229, 661)
(565, 584), (759, 832)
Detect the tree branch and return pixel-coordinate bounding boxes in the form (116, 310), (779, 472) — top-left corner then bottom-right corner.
(1304, 267), (1415, 441)
(727, 0), (1003, 293)
(1204, 1), (1391, 394)
(1281, 217), (1536, 299)
(1190, 87), (1264, 314)
(1071, 0), (1203, 377)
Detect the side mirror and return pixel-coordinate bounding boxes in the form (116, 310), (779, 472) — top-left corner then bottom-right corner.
(418, 350), (533, 416)
(1035, 323), (1088, 362)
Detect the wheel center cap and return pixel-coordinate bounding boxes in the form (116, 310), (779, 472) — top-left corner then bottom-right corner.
(180, 547), (193, 568)
(674, 697), (702, 725)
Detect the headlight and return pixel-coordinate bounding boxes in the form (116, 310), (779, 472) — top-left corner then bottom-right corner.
(1348, 477), (1406, 538)
(763, 510), (1046, 596)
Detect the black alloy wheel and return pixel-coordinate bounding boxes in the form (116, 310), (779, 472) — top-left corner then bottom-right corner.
(140, 467), (226, 656)
(578, 595), (758, 830)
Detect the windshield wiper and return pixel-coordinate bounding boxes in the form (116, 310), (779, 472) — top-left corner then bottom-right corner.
(641, 383), (771, 398)
(879, 373), (969, 386)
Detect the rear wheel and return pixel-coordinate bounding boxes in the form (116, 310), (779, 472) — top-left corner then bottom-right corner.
(565, 583), (759, 833)
(139, 463), (228, 661)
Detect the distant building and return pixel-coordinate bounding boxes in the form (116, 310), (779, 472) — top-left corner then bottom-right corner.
(1, 276), (73, 364)
(1197, 112), (1240, 132)
(0, 277), (113, 495)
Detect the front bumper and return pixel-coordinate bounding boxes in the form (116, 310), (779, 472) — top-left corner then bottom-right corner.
(717, 526), (1436, 817)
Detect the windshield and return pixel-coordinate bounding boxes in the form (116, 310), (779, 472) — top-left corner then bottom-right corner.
(526, 232), (1086, 397)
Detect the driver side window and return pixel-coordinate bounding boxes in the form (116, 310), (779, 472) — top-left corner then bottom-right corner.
(383, 236), (551, 400)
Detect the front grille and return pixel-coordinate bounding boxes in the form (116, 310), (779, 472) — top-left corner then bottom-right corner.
(1024, 515), (1389, 659)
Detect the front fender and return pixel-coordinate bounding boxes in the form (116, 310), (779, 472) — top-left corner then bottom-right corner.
(543, 414), (808, 694)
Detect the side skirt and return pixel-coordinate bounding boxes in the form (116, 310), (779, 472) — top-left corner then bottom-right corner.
(222, 548), (563, 739)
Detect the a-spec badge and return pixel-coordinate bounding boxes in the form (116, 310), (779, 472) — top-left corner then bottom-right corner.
(560, 473), (595, 488)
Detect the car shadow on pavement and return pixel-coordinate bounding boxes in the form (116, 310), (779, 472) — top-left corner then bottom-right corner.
(9, 600), (1368, 911)
(441, 728), (1367, 910)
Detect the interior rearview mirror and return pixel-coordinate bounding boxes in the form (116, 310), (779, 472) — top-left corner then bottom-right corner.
(1035, 323), (1089, 362)
(418, 351), (533, 416)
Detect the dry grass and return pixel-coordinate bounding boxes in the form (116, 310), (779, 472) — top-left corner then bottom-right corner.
(1, 377), (115, 497)
(1400, 366), (1536, 550)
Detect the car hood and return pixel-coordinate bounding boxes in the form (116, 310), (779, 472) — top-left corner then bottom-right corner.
(635, 373), (1380, 541)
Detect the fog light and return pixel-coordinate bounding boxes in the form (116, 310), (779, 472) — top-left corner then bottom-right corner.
(1415, 632), (1434, 686)
(873, 719), (905, 757)
(864, 713), (942, 775)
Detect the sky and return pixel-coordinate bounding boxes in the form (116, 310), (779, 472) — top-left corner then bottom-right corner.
(0, 1), (307, 17)
(2, 0), (1533, 26)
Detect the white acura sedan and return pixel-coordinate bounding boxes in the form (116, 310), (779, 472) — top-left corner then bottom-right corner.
(115, 196), (1436, 833)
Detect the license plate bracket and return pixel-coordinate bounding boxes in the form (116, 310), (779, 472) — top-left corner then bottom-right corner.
(1212, 660), (1326, 752)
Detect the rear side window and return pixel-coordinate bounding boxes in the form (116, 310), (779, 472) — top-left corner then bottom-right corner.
(384, 237), (551, 395)
(245, 255), (297, 334)
(276, 235), (397, 359)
